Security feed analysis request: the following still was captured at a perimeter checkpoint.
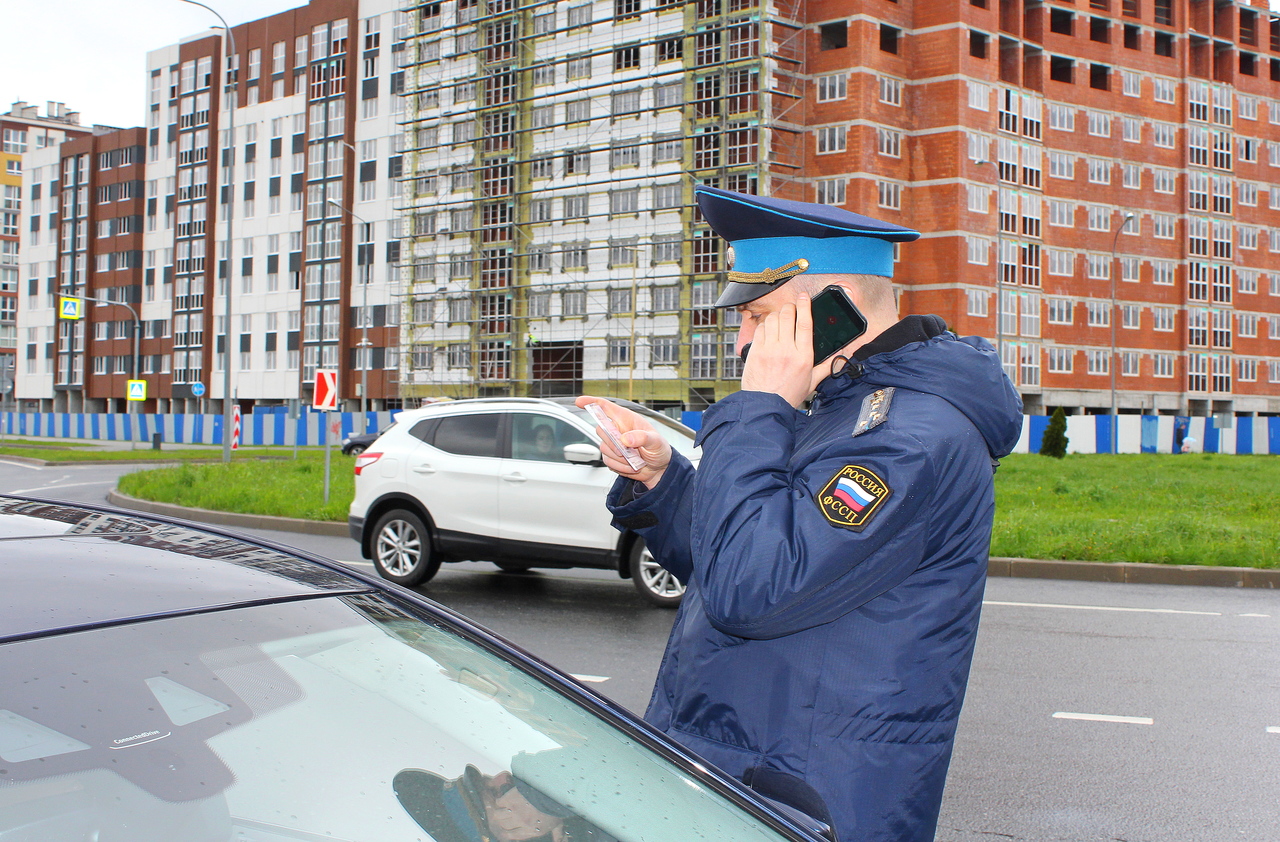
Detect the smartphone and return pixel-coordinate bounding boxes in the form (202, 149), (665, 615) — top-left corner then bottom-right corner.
(811, 285), (868, 364)
(585, 402), (646, 472)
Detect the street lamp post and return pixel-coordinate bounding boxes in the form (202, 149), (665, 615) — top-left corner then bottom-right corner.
(1110, 212), (1136, 455)
(327, 199), (371, 433)
(181, 0), (236, 463)
(62, 288), (141, 447)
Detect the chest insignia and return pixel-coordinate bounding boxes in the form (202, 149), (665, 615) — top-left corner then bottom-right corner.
(815, 465), (892, 532)
(852, 387), (895, 437)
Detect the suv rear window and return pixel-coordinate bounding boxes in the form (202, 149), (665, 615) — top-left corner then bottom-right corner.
(432, 414), (501, 457)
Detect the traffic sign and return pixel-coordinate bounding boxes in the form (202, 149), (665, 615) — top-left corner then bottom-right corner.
(59, 297), (83, 320)
(313, 369), (338, 411)
(191, 382), (206, 397)
(127, 380), (147, 401)
(231, 404), (241, 450)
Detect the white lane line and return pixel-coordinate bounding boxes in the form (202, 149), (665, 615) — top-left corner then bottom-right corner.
(571, 674), (610, 684)
(1266, 726), (1280, 735)
(1238, 613), (1271, 618)
(1053, 712), (1153, 726)
(985, 600), (1220, 616)
(8, 480), (116, 494)
(0, 460), (42, 471)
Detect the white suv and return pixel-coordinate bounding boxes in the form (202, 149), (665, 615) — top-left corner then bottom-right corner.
(348, 397), (699, 607)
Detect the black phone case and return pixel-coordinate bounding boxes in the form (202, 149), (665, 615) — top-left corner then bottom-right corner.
(811, 286), (868, 364)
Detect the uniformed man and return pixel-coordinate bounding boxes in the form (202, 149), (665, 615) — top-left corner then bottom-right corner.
(578, 185), (1023, 842)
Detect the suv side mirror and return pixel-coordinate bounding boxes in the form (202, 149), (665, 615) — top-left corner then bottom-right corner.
(563, 443), (604, 466)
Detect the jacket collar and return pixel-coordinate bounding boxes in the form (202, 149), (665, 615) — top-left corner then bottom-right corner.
(852, 315), (949, 362)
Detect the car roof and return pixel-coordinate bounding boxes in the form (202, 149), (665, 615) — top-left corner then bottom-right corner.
(393, 397), (695, 433)
(0, 496), (371, 644)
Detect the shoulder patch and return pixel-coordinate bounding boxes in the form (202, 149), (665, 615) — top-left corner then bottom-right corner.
(852, 388), (895, 437)
(815, 465), (892, 532)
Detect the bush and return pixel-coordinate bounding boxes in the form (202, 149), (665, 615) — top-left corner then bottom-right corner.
(1040, 407), (1068, 458)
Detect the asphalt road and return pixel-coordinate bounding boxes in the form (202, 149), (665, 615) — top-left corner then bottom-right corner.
(3, 459), (1278, 841)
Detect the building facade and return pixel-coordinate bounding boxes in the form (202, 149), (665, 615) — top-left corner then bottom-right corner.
(14, 0), (1280, 420)
(2, 102), (91, 403)
(17, 0), (406, 417)
(399, 0), (1279, 417)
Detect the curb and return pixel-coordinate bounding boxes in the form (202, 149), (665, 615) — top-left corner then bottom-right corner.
(988, 556), (1279, 589)
(106, 490), (349, 538)
(104, 490), (1279, 590)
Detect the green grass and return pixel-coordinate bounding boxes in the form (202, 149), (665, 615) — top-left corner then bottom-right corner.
(115, 451), (1279, 568)
(116, 451), (354, 522)
(0, 444), (289, 463)
(992, 454), (1280, 568)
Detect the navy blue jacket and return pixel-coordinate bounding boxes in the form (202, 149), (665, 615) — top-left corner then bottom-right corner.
(608, 323), (1022, 842)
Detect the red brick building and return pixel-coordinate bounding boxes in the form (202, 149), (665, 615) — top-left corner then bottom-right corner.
(785, 0), (1279, 417)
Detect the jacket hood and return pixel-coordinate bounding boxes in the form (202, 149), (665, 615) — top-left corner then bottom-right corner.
(830, 331), (1023, 459)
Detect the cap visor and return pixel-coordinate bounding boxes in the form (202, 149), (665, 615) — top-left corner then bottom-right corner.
(714, 279), (790, 308)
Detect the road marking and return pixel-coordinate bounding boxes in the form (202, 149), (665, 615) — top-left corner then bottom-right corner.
(1266, 726), (1280, 735)
(1238, 613), (1271, 618)
(8, 480), (116, 494)
(1053, 712), (1153, 725)
(986, 600), (1220, 616)
(0, 459), (42, 471)
(571, 674), (610, 684)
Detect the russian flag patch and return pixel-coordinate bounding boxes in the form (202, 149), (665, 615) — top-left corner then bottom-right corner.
(815, 465), (891, 531)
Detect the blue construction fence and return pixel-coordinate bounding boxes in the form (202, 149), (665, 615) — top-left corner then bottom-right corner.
(1, 407), (400, 447)
(2, 409), (1277, 455)
(680, 411), (1276, 455)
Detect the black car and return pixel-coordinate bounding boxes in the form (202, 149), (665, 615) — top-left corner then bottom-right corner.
(342, 422), (395, 456)
(0, 495), (829, 842)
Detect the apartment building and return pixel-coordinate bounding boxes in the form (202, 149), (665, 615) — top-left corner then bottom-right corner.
(399, 0), (1280, 417)
(17, 0), (406, 415)
(1, 102), (91, 400)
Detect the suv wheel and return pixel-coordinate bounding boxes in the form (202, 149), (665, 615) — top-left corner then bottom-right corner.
(372, 510), (441, 587)
(630, 538), (684, 608)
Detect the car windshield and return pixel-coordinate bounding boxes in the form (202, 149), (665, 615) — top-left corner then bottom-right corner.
(567, 405), (700, 459)
(0, 595), (797, 842)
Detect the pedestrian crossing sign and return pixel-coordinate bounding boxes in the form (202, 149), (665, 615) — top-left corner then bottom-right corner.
(59, 297), (83, 320)
(127, 380), (147, 401)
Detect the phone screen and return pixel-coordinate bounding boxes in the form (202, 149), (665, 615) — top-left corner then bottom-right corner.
(811, 286), (868, 364)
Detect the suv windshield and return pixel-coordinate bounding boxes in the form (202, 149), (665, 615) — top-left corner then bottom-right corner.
(0, 595), (797, 842)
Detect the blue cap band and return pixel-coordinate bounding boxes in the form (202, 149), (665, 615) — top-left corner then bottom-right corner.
(730, 236), (894, 279)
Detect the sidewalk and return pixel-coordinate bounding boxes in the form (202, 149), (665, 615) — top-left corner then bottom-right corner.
(106, 490), (1280, 590)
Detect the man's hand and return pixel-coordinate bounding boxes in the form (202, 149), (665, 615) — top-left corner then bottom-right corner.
(575, 396), (671, 489)
(740, 293), (825, 408)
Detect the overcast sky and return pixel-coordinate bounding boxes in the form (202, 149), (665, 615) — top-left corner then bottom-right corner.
(7, 0), (1280, 130)
(2, 0), (303, 129)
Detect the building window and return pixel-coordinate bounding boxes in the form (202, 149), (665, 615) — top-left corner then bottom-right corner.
(1086, 350), (1109, 375)
(609, 188), (639, 215)
(820, 21), (847, 51)
(652, 183), (681, 210)
(815, 178), (845, 205)
(651, 336), (679, 365)
(877, 127), (901, 158)
(561, 290), (586, 316)
(1085, 301), (1112, 330)
(613, 45), (641, 71)
(880, 76), (903, 106)
(816, 126), (846, 154)
(1047, 347), (1073, 373)
(877, 181), (901, 210)
(817, 73), (847, 101)
(607, 337), (632, 365)
(651, 283), (680, 308)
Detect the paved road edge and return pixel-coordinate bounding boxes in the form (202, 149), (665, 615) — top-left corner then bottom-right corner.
(106, 489), (1279, 589)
